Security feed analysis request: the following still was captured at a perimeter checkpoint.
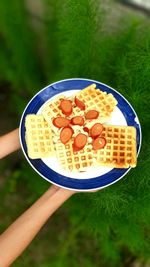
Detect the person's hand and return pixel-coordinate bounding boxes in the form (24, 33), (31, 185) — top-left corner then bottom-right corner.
(0, 128), (21, 159)
(0, 129), (75, 267)
(0, 128), (75, 200)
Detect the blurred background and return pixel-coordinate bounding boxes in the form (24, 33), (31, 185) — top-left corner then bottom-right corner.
(0, 0), (150, 266)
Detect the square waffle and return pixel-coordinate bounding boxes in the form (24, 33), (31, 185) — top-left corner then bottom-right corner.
(54, 138), (94, 172)
(94, 125), (137, 168)
(54, 125), (136, 171)
(76, 84), (118, 123)
(42, 84), (118, 131)
(41, 95), (65, 130)
(25, 114), (55, 159)
(42, 95), (85, 129)
(25, 83), (136, 171)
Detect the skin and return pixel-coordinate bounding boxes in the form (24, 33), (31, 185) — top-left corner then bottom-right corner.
(0, 129), (75, 267)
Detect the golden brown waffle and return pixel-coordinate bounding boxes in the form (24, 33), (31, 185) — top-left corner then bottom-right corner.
(25, 83), (136, 170)
(76, 84), (118, 123)
(42, 96), (84, 135)
(54, 138), (94, 172)
(94, 125), (137, 168)
(42, 84), (118, 130)
(54, 125), (136, 171)
(42, 95), (65, 130)
(25, 114), (55, 159)
(42, 95), (84, 118)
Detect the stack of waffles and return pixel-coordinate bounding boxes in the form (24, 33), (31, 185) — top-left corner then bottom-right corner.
(25, 84), (137, 171)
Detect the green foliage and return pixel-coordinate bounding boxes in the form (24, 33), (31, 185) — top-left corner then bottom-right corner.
(0, 0), (44, 114)
(0, 0), (150, 266)
(55, 0), (99, 79)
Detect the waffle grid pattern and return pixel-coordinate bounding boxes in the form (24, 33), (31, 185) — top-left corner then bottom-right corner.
(42, 84), (118, 128)
(42, 95), (64, 127)
(76, 86), (118, 121)
(95, 125), (137, 168)
(25, 115), (54, 159)
(42, 96), (85, 119)
(54, 139), (94, 171)
(54, 125), (136, 170)
(25, 85), (136, 170)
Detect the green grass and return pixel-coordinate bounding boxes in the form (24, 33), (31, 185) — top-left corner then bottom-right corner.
(0, 0), (150, 266)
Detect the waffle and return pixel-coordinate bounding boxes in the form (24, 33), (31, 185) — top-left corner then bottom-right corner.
(54, 125), (136, 171)
(54, 138), (94, 172)
(25, 114), (55, 159)
(42, 96), (85, 135)
(76, 84), (118, 123)
(42, 84), (118, 131)
(25, 83), (136, 171)
(41, 95), (86, 119)
(94, 125), (137, 168)
(42, 95), (65, 131)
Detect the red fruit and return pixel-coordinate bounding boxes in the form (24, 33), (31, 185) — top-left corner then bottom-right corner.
(60, 99), (72, 116)
(93, 137), (106, 150)
(75, 97), (85, 110)
(85, 110), (99, 120)
(60, 127), (73, 144)
(53, 117), (70, 128)
(71, 116), (84, 126)
(90, 123), (104, 138)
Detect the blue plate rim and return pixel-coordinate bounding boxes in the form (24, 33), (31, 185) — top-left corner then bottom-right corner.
(19, 78), (142, 191)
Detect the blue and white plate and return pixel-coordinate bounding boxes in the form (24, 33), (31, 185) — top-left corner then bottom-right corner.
(19, 78), (142, 191)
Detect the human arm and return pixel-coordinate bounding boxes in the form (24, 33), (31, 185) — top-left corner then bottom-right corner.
(0, 129), (74, 266)
(0, 129), (20, 159)
(0, 185), (74, 267)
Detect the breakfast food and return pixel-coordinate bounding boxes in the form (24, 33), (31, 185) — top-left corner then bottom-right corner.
(24, 83), (137, 171)
(25, 114), (54, 159)
(53, 125), (136, 171)
(75, 83), (118, 123)
(42, 84), (118, 126)
(54, 138), (94, 172)
(94, 125), (137, 168)
(41, 95), (65, 130)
